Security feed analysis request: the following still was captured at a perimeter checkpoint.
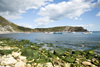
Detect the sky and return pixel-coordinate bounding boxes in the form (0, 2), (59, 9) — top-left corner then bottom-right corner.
(0, 0), (100, 31)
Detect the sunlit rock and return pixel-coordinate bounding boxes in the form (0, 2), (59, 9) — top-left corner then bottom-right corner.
(82, 61), (92, 66)
(12, 51), (21, 58)
(0, 55), (17, 66)
(26, 64), (31, 67)
(0, 41), (3, 43)
(43, 62), (53, 67)
(63, 63), (70, 67)
(90, 64), (97, 67)
(19, 56), (26, 63)
(37, 63), (43, 67)
(15, 61), (26, 67)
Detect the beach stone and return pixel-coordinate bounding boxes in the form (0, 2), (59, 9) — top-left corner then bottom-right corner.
(19, 56), (26, 63)
(63, 63), (70, 67)
(0, 56), (17, 65)
(0, 41), (3, 43)
(90, 64), (97, 67)
(15, 61), (26, 67)
(12, 51), (21, 58)
(26, 64), (31, 67)
(82, 61), (92, 66)
(37, 63), (43, 67)
(43, 62), (53, 67)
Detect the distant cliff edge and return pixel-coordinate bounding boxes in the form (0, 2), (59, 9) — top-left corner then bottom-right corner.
(33, 26), (87, 32)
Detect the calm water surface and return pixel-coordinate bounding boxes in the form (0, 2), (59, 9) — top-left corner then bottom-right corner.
(0, 31), (100, 53)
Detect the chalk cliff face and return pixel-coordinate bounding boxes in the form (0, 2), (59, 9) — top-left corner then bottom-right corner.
(0, 16), (16, 32)
(0, 16), (87, 33)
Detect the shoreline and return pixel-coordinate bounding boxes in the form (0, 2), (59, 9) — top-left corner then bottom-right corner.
(0, 38), (100, 67)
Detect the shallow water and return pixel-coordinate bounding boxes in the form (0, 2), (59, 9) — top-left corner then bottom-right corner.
(0, 31), (100, 53)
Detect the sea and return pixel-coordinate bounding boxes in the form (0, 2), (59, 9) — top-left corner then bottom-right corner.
(0, 31), (100, 53)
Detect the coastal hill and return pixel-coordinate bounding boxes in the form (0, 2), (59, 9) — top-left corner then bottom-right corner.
(34, 26), (87, 32)
(0, 16), (87, 33)
(0, 16), (33, 32)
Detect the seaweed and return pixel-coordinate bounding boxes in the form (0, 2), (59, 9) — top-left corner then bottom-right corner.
(64, 56), (75, 63)
(21, 49), (39, 60)
(0, 49), (18, 55)
(54, 49), (64, 56)
(48, 52), (57, 58)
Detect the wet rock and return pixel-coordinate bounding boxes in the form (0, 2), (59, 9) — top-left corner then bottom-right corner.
(82, 61), (92, 66)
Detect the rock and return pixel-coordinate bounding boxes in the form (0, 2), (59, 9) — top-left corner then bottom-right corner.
(90, 64), (97, 67)
(43, 62), (53, 67)
(12, 51), (21, 58)
(54, 65), (59, 67)
(19, 56), (26, 63)
(0, 41), (3, 43)
(63, 63), (70, 67)
(26, 64), (31, 67)
(37, 63), (43, 67)
(15, 61), (26, 67)
(0, 55), (17, 66)
(82, 61), (92, 66)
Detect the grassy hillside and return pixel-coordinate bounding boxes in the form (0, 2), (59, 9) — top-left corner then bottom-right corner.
(0, 16), (33, 32)
(34, 26), (66, 32)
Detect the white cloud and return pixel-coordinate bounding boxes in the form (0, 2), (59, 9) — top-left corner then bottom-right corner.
(0, 0), (53, 20)
(79, 18), (82, 20)
(74, 17), (78, 20)
(16, 23), (33, 28)
(92, 0), (100, 8)
(34, 17), (54, 27)
(35, 0), (93, 26)
(96, 12), (100, 16)
(92, 0), (100, 17)
(72, 24), (94, 27)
